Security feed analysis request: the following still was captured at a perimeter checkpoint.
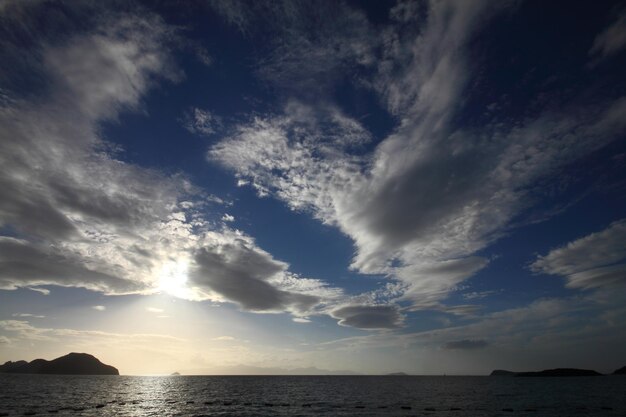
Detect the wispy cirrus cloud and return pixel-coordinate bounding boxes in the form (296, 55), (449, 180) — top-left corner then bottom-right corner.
(209, 0), (626, 321)
(210, 0), (376, 95)
(12, 313), (45, 319)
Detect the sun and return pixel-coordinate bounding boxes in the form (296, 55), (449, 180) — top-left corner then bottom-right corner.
(157, 259), (191, 298)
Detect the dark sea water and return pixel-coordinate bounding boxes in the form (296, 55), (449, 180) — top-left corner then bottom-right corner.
(1, 374), (625, 416)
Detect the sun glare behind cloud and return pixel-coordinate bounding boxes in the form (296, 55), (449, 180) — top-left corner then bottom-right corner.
(157, 259), (191, 299)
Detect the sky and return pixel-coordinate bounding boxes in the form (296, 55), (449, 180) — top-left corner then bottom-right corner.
(0, 0), (625, 376)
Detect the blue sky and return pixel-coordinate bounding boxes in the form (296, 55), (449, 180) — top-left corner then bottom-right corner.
(1, 0), (625, 375)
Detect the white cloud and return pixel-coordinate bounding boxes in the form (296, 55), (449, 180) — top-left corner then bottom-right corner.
(212, 336), (235, 341)
(209, 0), (626, 315)
(221, 213), (235, 222)
(26, 287), (50, 295)
(331, 304), (404, 330)
(531, 219), (626, 290)
(0, 4), (340, 321)
(12, 313), (45, 319)
(462, 290), (501, 300)
(92, 306), (106, 311)
(182, 107), (222, 136)
(292, 317), (311, 324)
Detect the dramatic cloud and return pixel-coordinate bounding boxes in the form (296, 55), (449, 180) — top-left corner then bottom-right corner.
(3, 0), (625, 345)
(0, 8), (187, 296)
(331, 305), (404, 330)
(191, 230), (328, 313)
(0, 3), (338, 320)
(442, 339), (488, 350)
(531, 219), (626, 290)
(210, 0), (626, 313)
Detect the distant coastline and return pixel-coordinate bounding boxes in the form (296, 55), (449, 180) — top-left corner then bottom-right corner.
(490, 367), (626, 377)
(0, 353), (119, 375)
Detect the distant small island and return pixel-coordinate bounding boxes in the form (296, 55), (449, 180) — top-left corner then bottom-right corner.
(613, 366), (626, 375)
(170, 372), (181, 376)
(490, 367), (625, 377)
(386, 372), (409, 376)
(0, 353), (119, 375)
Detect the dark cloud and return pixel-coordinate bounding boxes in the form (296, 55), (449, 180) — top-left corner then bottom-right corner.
(0, 238), (144, 294)
(442, 339), (488, 350)
(331, 304), (404, 329)
(191, 238), (319, 313)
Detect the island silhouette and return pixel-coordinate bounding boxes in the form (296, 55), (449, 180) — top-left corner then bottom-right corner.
(491, 367), (625, 377)
(0, 353), (118, 375)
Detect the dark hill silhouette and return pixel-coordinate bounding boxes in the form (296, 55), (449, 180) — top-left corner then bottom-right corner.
(490, 369), (516, 376)
(0, 360), (28, 372)
(0, 353), (118, 375)
(613, 366), (626, 375)
(490, 368), (601, 377)
(517, 368), (601, 377)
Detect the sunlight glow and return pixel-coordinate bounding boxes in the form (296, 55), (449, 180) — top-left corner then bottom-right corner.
(157, 259), (191, 299)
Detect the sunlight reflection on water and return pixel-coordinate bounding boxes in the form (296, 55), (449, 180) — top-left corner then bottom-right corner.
(1, 374), (625, 416)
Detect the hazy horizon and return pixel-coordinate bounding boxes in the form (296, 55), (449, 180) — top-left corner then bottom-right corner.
(1, 0), (625, 376)
(4, 352), (626, 377)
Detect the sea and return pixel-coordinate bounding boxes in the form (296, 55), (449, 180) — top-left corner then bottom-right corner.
(1, 374), (625, 416)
